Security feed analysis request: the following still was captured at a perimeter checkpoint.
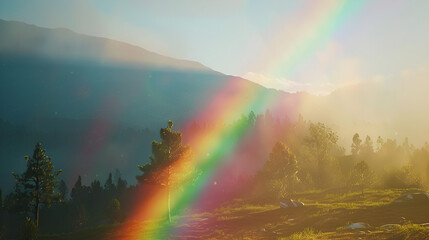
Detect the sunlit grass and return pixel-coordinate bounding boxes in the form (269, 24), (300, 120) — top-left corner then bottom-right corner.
(393, 222), (429, 240)
(217, 215), (244, 221)
(215, 202), (277, 215)
(281, 228), (322, 240)
(38, 188), (429, 240)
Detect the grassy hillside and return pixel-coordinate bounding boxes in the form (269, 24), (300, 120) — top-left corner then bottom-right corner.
(38, 188), (429, 240)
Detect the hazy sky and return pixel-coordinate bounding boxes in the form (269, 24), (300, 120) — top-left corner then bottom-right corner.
(1, 0), (428, 94)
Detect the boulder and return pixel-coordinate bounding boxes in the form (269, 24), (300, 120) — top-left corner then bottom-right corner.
(380, 224), (400, 229)
(346, 222), (370, 229)
(394, 192), (429, 203)
(280, 199), (304, 208)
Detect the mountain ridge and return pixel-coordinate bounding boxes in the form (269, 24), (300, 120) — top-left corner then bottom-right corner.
(0, 19), (215, 72)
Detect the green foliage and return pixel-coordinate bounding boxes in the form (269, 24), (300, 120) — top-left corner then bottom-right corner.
(65, 172), (129, 231)
(394, 223), (429, 240)
(71, 176), (89, 203)
(104, 173), (116, 195)
(3, 191), (20, 213)
(69, 176), (90, 229)
(105, 198), (121, 223)
(90, 180), (103, 196)
(116, 177), (127, 196)
(12, 143), (62, 226)
(261, 142), (298, 198)
(304, 122), (339, 189)
(137, 120), (193, 186)
(382, 164), (422, 188)
(349, 160), (375, 194)
(57, 180), (68, 202)
(282, 228), (321, 240)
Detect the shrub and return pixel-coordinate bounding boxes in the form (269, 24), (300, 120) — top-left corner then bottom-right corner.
(282, 228), (321, 240)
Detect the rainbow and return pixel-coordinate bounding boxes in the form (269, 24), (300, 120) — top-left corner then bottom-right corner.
(110, 1), (365, 239)
(250, 0), (366, 79)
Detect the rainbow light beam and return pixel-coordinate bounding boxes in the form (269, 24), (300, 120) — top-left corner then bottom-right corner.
(109, 1), (365, 239)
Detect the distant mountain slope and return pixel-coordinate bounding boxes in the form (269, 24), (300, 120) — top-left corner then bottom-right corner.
(0, 19), (211, 72)
(0, 19), (296, 128)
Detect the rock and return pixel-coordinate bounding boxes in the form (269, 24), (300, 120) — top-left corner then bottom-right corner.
(280, 199), (304, 208)
(346, 222), (370, 229)
(280, 201), (289, 208)
(394, 192), (429, 204)
(380, 224), (400, 229)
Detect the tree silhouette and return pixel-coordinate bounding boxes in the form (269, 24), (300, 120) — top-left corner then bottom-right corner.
(376, 136), (384, 152)
(350, 160), (374, 194)
(70, 176), (90, 228)
(262, 141), (298, 198)
(12, 143), (62, 227)
(305, 123), (338, 188)
(104, 172), (116, 197)
(116, 177), (128, 196)
(58, 179), (68, 202)
(137, 120), (192, 223)
(361, 135), (374, 156)
(71, 176), (86, 202)
(351, 133), (362, 156)
(105, 198), (121, 223)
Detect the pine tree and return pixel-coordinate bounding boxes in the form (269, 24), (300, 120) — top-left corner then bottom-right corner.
(12, 143), (62, 227)
(58, 179), (69, 202)
(90, 179), (103, 198)
(71, 176), (91, 202)
(117, 177), (128, 196)
(351, 133), (362, 156)
(137, 120), (192, 223)
(71, 176), (83, 202)
(70, 176), (89, 228)
(104, 172), (116, 196)
(361, 135), (374, 155)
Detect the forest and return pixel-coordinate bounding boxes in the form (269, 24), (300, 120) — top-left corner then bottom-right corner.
(1, 111), (428, 239)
